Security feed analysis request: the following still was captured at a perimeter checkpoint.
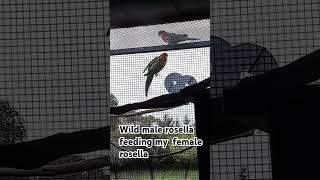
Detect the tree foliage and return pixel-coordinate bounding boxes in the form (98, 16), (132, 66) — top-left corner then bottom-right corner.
(0, 100), (26, 144)
(110, 94), (197, 168)
(0, 100), (27, 179)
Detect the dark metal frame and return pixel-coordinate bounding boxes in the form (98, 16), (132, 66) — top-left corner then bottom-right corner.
(111, 41), (210, 55)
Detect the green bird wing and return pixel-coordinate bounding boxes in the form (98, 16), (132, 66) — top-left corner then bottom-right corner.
(144, 57), (163, 76)
(143, 57), (158, 73)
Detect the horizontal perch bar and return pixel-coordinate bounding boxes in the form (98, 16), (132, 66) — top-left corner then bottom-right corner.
(234, 48), (320, 89)
(110, 108), (172, 117)
(111, 78), (210, 115)
(0, 126), (110, 170)
(111, 41), (210, 55)
(0, 155), (109, 177)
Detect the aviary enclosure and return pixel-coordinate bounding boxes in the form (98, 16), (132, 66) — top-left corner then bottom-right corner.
(0, 0), (110, 180)
(110, 19), (210, 179)
(1, 0), (320, 180)
(110, 0), (320, 179)
(210, 0), (320, 179)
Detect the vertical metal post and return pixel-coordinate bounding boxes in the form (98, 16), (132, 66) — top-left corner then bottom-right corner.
(194, 89), (212, 179)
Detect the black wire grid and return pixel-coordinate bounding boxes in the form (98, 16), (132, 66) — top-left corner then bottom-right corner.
(210, 0), (320, 179)
(0, 0), (109, 179)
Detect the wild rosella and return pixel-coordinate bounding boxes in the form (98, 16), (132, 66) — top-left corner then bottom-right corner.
(144, 53), (168, 97)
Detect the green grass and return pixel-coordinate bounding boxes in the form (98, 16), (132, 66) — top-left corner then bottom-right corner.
(112, 169), (199, 180)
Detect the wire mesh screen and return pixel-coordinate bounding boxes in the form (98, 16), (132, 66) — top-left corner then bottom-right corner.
(110, 20), (210, 55)
(210, 0), (320, 179)
(210, 131), (272, 180)
(0, 0), (109, 179)
(110, 20), (209, 179)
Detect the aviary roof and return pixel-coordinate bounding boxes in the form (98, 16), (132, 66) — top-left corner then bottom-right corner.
(110, 19), (210, 53)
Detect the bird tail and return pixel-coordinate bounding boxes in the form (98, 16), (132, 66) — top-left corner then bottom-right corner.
(145, 74), (154, 97)
(168, 42), (178, 45)
(144, 71), (150, 76)
(143, 66), (148, 74)
(186, 38), (199, 41)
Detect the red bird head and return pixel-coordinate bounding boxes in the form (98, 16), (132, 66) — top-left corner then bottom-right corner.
(160, 53), (168, 62)
(158, 30), (169, 43)
(158, 30), (167, 36)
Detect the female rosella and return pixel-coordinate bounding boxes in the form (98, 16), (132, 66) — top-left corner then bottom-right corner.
(158, 30), (199, 45)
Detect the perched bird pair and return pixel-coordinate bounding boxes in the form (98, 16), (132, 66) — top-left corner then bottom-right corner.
(143, 31), (198, 97)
